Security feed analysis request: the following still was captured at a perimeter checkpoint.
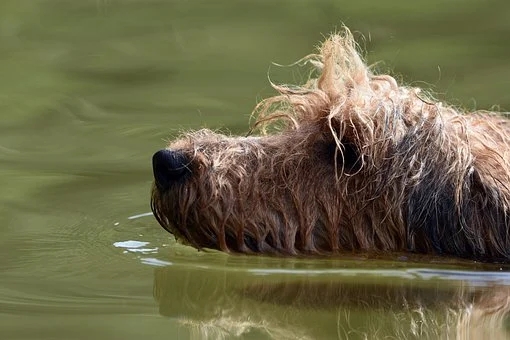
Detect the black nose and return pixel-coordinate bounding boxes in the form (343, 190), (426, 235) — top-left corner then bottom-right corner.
(152, 149), (190, 190)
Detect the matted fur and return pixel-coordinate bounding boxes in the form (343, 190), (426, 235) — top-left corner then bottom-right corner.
(151, 27), (510, 262)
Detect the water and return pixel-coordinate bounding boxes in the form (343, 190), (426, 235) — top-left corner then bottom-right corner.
(1, 1), (510, 339)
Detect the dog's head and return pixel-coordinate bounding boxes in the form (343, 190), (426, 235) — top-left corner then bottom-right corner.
(151, 28), (432, 255)
(150, 28), (499, 258)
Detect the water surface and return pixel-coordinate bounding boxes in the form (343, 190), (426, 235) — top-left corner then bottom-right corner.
(1, 1), (510, 339)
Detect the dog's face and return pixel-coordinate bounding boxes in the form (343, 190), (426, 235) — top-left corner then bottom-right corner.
(150, 32), (423, 255)
(150, 120), (374, 254)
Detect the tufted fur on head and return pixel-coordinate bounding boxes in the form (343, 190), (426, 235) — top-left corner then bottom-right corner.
(151, 27), (510, 262)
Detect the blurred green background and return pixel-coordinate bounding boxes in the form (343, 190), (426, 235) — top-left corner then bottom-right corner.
(1, 1), (509, 339)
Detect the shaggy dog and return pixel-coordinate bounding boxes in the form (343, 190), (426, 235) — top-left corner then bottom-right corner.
(151, 28), (510, 262)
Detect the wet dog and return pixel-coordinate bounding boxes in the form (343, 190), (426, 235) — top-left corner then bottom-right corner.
(151, 27), (510, 262)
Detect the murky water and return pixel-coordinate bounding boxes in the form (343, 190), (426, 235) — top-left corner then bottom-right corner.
(1, 1), (510, 339)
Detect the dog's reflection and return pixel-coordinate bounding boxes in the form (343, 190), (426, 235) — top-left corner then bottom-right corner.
(153, 265), (510, 339)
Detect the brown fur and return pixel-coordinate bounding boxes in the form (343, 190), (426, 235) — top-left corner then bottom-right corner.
(151, 27), (510, 262)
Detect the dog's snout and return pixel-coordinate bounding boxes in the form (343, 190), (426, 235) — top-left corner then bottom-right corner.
(152, 149), (190, 190)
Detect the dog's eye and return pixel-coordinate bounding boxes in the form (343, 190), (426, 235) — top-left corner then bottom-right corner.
(327, 139), (362, 174)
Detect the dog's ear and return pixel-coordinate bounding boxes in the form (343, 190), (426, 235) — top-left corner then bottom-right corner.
(320, 73), (406, 174)
(323, 114), (366, 175)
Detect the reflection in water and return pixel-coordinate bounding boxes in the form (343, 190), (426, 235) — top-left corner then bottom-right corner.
(153, 264), (510, 340)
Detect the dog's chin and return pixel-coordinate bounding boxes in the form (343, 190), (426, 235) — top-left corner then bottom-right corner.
(153, 214), (199, 249)
(151, 201), (211, 251)
(151, 194), (178, 236)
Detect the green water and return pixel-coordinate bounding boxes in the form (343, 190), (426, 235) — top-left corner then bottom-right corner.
(1, 1), (510, 339)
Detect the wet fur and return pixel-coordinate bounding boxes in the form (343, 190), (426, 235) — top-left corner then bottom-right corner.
(152, 27), (510, 262)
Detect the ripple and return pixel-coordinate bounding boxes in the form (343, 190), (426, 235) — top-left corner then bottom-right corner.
(127, 212), (154, 220)
(113, 240), (158, 254)
(141, 258), (173, 267)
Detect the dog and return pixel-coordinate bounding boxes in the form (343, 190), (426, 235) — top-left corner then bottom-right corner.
(151, 27), (510, 263)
